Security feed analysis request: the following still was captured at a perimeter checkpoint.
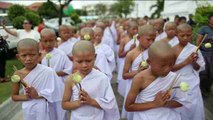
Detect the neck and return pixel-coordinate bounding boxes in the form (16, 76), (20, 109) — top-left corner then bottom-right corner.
(25, 29), (31, 32)
(167, 36), (174, 41)
(94, 41), (101, 46)
(209, 23), (213, 28)
(138, 44), (146, 51)
(158, 30), (163, 35)
(25, 64), (37, 71)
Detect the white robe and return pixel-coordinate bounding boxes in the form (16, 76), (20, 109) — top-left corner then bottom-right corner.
(58, 39), (75, 56)
(133, 72), (188, 120)
(117, 38), (139, 97)
(155, 31), (167, 41)
(41, 48), (73, 82)
(95, 50), (112, 80)
(174, 43), (205, 120)
(102, 27), (115, 51)
(95, 43), (116, 73)
(41, 48), (73, 120)
(22, 64), (63, 120)
(121, 49), (148, 120)
(70, 69), (120, 120)
(110, 21), (118, 51)
(168, 36), (179, 47)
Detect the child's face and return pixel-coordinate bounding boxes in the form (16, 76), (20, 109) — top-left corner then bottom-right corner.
(128, 27), (138, 36)
(40, 34), (56, 52)
(138, 32), (156, 49)
(94, 32), (103, 44)
(177, 29), (192, 46)
(165, 26), (176, 38)
(59, 28), (70, 41)
(17, 47), (40, 70)
(149, 55), (175, 77)
(73, 51), (95, 75)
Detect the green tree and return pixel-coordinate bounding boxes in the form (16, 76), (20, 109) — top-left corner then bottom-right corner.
(75, 9), (87, 16)
(8, 5), (25, 22)
(94, 4), (107, 17)
(110, 0), (134, 18)
(70, 11), (82, 25)
(38, 1), (58, 19)
(58, 0), (72, 25)
(150, 0), (164, 19)
(8, 5), (42, 29)
(12, 16), (26, 29)
(25, 11), (42, 27)
(194, 5), (213, 26)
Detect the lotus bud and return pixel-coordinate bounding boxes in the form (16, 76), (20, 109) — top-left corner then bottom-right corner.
(180, 82), (189, 92)
(141, 60), (148, 68)
(205, 43), (212, 48)
(84, 34), (90, 41)
(72, 73), (82, 84)
(11, 75), (21, 83)
(46, 53), (52, 60)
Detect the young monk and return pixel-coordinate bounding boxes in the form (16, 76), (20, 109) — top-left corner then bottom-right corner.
(58, 25), (75, 57)
(40, 28), (73, 120)
(93, 27), (116, 78)
(121, 24), (156, 119)
(62, 41), (120, 120)
(125, 41), (188, 120)
(117, 21), (139, 97)
(172, 23), (205, 120)
(161, 22), (179, 47)
(80, 27), (112, 80)
(12, 38), (62, 120)
(152, 18), (167, 41)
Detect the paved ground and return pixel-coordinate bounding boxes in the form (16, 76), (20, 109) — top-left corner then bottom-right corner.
(10, 72), (213, 120)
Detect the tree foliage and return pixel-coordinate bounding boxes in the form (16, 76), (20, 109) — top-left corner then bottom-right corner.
(110, 0), (134, 18)
(70, 11), (82, 25)
(75, 9), (87, 16)
(12, 16), (26, 29)
(194, 4), (213, 26)
(150, 0), (164, 19)
(38, 1), (58, 19)
(8, 5), (25, 21)
(8, 5), (41, 29)
(94, 4), (107, 16)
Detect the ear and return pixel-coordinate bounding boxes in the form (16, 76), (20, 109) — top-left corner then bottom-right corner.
(94, 54), (97, 60)
(69, 56), (73, 61)
(147, 58), (151, 64)
(137, 35), (142, 40)
(16, 54), (20, 60)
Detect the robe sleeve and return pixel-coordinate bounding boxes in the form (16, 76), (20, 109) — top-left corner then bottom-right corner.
(38, 70), (62, 103)
(94, 77), (120, 120)
(196, 50), (205, 72)
(62, 55), (73, 74)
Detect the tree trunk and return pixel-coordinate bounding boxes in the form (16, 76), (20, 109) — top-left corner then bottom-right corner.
(59, 5), (64, 26)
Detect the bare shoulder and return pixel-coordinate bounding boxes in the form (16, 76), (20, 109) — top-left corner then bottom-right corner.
(126, 48), (137, 59)
(65, 75), (75, 88)
(134, 69), (155, 90)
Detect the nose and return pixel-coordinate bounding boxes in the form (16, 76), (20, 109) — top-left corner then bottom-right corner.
(82, 62), (87, 67)
(26, 55), (32, 61)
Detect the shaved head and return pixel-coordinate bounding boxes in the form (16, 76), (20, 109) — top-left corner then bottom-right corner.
(17, 38), (39, 52)
(138, 24), (156, 36)
(80, 27), (94, 36)
(148, 41), (175, 60)
(94, 27), (103, 33)
(72, 41), (95, 55)
(128, 21), (138, 29)
(40, 28), (56, 37)
(165, 22), (177, 30)
(177, 23), (192, 32)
